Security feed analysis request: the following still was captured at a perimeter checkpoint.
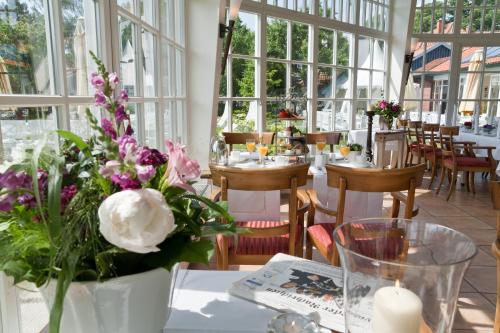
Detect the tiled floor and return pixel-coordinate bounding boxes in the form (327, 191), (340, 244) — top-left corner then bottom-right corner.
(194, 171), (498, 333)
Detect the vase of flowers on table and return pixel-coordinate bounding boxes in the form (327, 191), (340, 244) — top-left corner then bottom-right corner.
(0, 52), (236, 333)
(373, 100), (402, 131)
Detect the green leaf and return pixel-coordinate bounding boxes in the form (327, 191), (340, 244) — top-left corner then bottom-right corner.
(55, 130), (91, 158)
(47, 155), (64, 242)
(0, 221), (11, 232)
(144, 237), (214, 270)
(181, 194), (234, 223)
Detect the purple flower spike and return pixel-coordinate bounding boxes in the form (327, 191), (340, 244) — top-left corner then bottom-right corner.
(118, 135), (137, 160)
(0, 170), (32, 189)
(61, 184), (78, 208)
(136, 147), (167, 166)
(94, 91), (106, 106)
(115, 104), (129, 124)
(0, 194), (15, 212)
(101, 118), (117, 140)
(125, 124), (134, 136)
(119, 89), (129, 102)
(111, 172), (141, 190)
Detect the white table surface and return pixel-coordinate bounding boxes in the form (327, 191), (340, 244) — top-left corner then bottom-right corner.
(457, 132), (500, 173)
(165, 269), (332, 333)
(164, 270), (279, 333)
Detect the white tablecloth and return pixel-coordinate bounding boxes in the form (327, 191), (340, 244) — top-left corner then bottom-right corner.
(164, 270), (279, 333)
(165, 270), (331, 333)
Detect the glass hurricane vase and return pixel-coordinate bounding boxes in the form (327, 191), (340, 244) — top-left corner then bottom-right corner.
(333, 218), (476, 333)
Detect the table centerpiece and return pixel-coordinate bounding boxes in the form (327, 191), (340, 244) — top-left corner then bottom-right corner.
(0, 52), (236, 333)
(372, 100), (402, 130)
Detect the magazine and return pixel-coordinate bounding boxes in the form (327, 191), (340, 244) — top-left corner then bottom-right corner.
(228, 253), (372, 333)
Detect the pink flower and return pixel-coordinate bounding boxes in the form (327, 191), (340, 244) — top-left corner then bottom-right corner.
(99, 160), (122, 178)
(108, 72), (120, 89)
(136, 164), (156, 183)
(118, 135), (137, 162)
(90, 72), (105, 90)
(95, 91), (107, 106)
(379, 100), (387, 109)
(164, 140), (201, 193)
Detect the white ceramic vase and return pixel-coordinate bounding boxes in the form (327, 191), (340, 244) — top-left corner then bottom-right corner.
(41, 267), (176, 333)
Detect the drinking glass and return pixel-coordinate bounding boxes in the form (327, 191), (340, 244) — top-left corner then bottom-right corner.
(334, 218), (476, 333)
(257, 144), (268, 164)
(339, 145), (350, 161)
(246, 139), (256, 153)
(315, 139), (326, 154)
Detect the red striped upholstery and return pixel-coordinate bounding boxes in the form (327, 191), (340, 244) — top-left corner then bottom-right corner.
(308, 223), (405, 260)
(411, 144), (433, 152)
(217, 220), (302, 255)
(443, 156), (490, 168)
(425, 149), (442, 159)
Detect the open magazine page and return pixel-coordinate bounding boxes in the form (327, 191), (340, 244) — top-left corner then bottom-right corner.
(228, 253), (372, 332)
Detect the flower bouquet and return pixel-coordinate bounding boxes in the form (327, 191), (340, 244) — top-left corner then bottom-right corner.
(0, 53), (236, 333)
(372, 100), (402, 130)
(482, 124), (495, 135)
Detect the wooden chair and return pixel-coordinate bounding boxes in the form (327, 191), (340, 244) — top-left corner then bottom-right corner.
(422, 123), (442, 189)
(210, 163), (310, 270)
(490, 181), (500, 333)
(407, 121), (426, 165)
(436, 126), (497, 201)
(305, 164), (425, 266)
(222, 132), (275, 151)
(305, 132), (341, 153)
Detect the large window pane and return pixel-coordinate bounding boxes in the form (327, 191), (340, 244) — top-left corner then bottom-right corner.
(291, 64), (308, 97)
(292, 22), (309, 61)
(119, 17), (137, 96)
(232, 101), (257, 132)
(63, 0), (99, 96)
(336, 69), (351, 98)
(141, 0), (155, 27)
(1, 106), (58, 164)
(217, 101), (229, 134)
(233, 12), (256, 56)
(232, 58), (255, 97)
(267, 61), (286, 96)
(318, 66), (333, 98)
(144, 102), (157, 147)
(337, 32), (352, 66)
(142, 30), (156, 97)
(69, 104), (101, 140)
(161, 0), (175, 39)
(175, 0), (185, 45)
(319, 28), (334, 65)
(0, 0), (52, 95)
(267, 17), (287, 59)
(163, 101), (173, 140)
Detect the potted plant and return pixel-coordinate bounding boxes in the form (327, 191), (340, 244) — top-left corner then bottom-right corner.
(347, 143), (363, 162)
(373, 100), (402, 130)
(463, 121), (473, 130)
(0, 53), (236, 333)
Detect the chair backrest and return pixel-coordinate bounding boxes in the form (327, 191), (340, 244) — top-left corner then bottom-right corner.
(210, 163), (310, 258)
(489, 181), (500, 333)
(397, 119), (409, 130)
(222, 132), (275, 151)
(325, 164), (425, 221)
(408, 121), (423, 144)
(438, 126), (459, 153)
(422, 123), (440, 147)
(305, 132), (341, 152)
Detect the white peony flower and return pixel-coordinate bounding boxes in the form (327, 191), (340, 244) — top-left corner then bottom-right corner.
(98, 189), (176, 253)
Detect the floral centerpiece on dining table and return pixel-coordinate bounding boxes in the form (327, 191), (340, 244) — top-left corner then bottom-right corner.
(0, 52), (236, 333)
(372, 99), (402, 130)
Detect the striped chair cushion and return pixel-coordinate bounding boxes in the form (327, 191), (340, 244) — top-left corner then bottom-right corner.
(443, 156), (490, 168)
(217, 220), (302, 256)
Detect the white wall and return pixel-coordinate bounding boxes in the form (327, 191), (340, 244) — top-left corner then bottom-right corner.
(388, 0), (414, 103)
(186, 0), (224, 169)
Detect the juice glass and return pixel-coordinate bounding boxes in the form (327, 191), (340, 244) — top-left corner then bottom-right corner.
(315, 139), (326, 154)
(246, 139), (256, 153)
(257, 144), (268, 164)
(339, 145), (350, 161)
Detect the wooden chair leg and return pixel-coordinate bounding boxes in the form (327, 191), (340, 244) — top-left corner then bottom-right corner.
(436, 165), (447, 195)
(447, 168), (452, 185)
(465, 171), (470, 192)
(305, 234), (313, 260)
(470, 172), (476, 194)
(428, 161), (437, 190)
(446, 168), (458, 201)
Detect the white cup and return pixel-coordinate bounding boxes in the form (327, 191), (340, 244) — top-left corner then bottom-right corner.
(275, 155), (289, 166)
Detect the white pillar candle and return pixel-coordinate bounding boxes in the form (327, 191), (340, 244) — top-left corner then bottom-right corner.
(372, 284), (423, 333)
